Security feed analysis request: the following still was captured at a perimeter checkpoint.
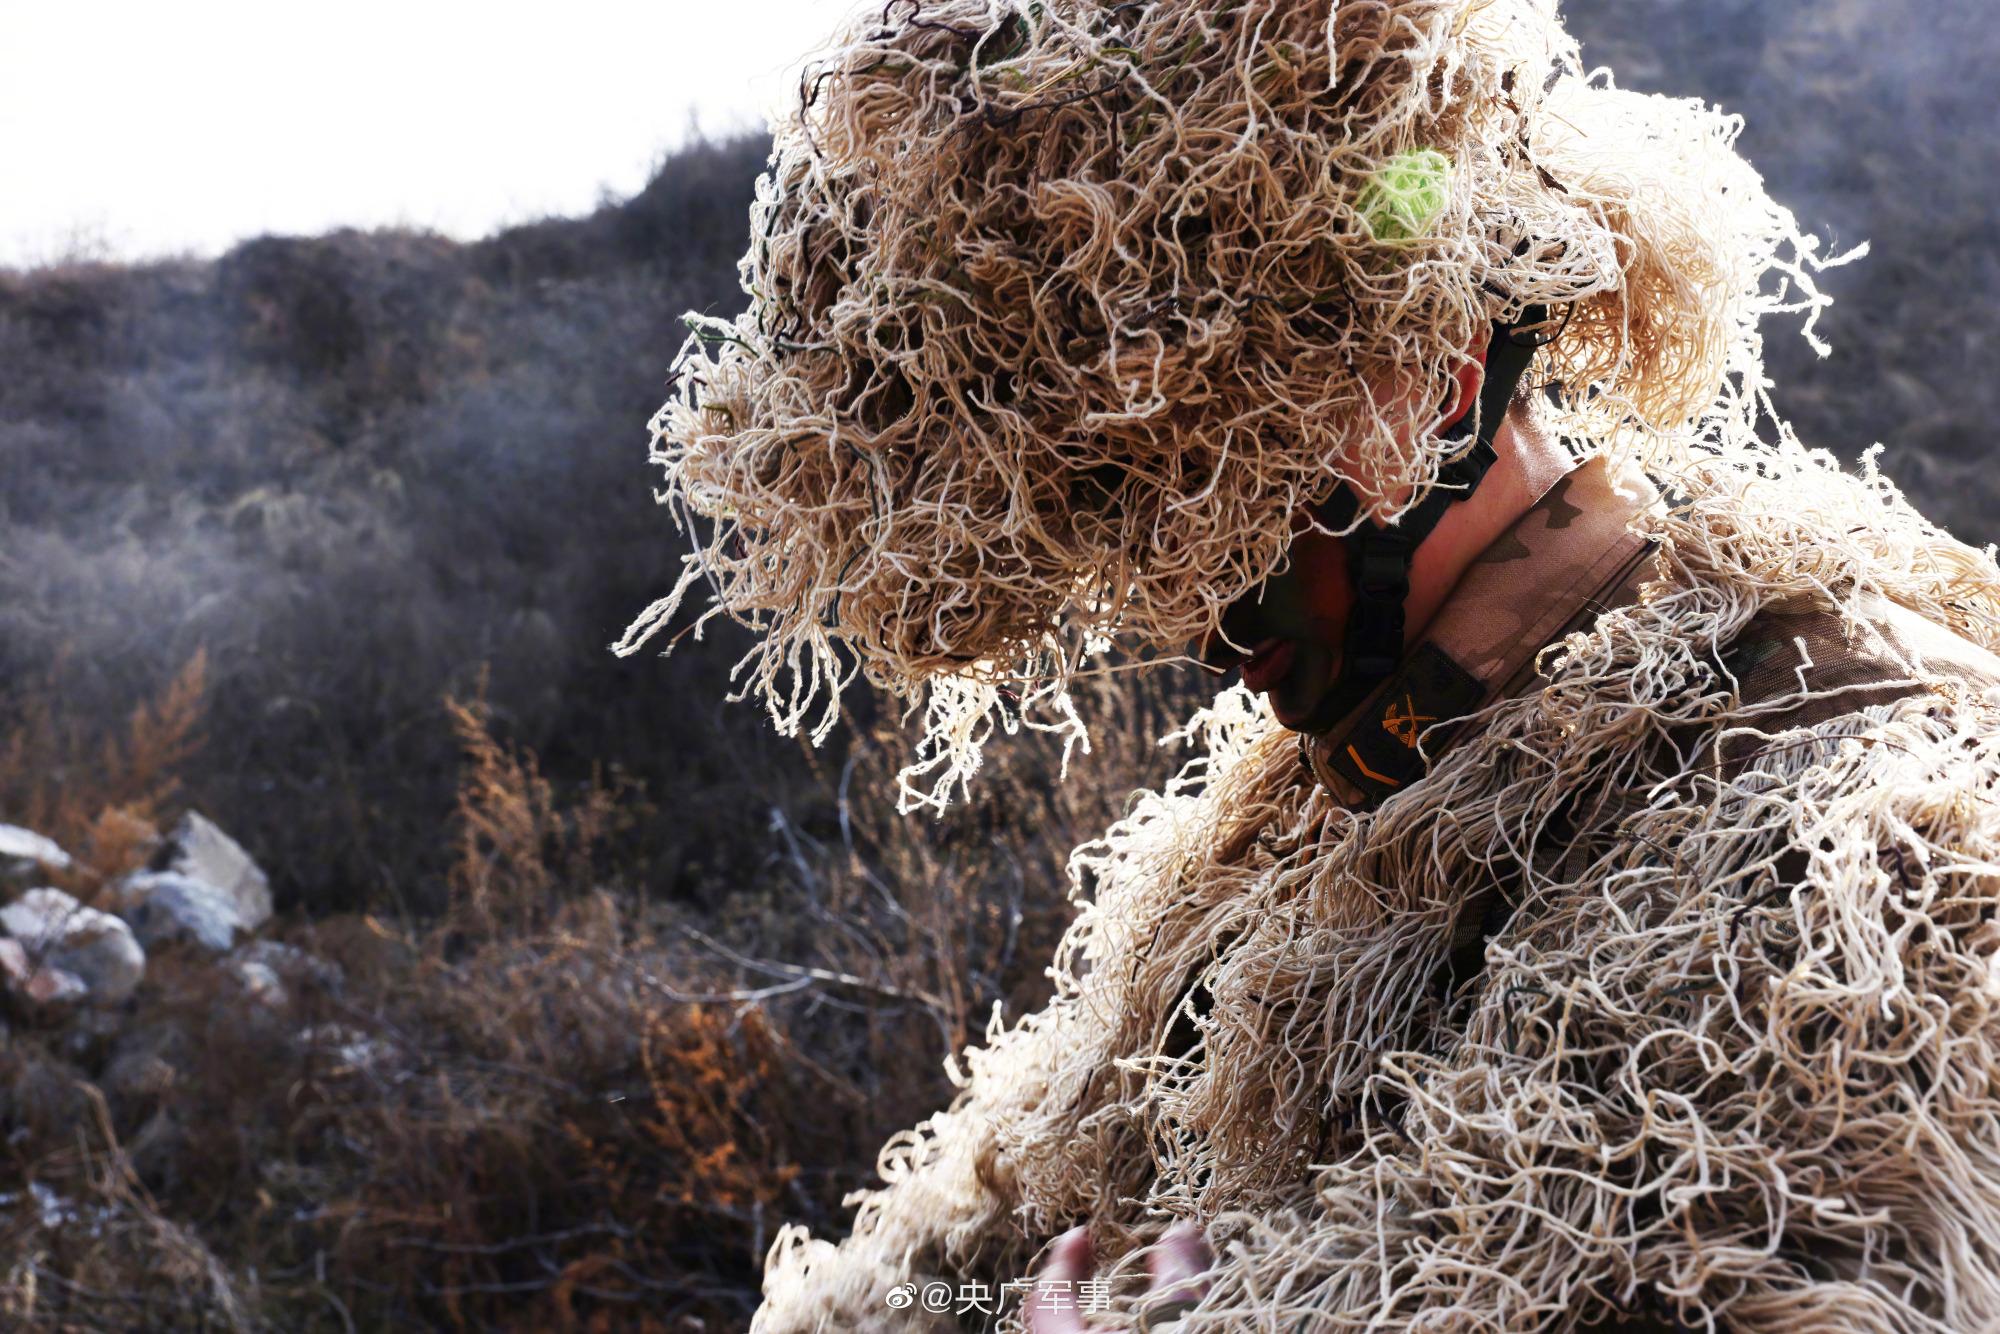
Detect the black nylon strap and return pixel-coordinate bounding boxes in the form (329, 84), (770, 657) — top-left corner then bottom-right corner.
(1296, 305), (1549, 734)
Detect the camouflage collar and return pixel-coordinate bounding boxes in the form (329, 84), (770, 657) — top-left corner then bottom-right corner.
(1300, 453), (1663, 809)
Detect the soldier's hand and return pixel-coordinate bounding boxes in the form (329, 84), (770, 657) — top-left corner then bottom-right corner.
(1026, 1222), (1212, 1333)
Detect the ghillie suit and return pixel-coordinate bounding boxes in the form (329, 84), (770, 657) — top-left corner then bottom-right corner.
(616, 0), (2000, 1329)
(752, 448), (2000, 1331)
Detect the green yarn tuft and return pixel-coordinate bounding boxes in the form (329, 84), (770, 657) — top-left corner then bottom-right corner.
(1358, 148), (1453, 243)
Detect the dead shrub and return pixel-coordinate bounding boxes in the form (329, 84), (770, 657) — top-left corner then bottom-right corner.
(0, 646), (1200, 1329)
(0, 648), (207, 897)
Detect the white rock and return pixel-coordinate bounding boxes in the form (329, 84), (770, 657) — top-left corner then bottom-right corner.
(0, 888), (145, 1004)
(159, 812), (271, 931)
(0, 824), (71, 888)
(117, 871), (244, 952)
(297, 1023), (390, 1072)
(229, 958), (286, 1007)
(0, 937), (88, 1004)
(0, 1181), (115, 1237)
(0, 825), (71, 871)
(0, 1182), (80, 1230)
(234, 939), (344, 992)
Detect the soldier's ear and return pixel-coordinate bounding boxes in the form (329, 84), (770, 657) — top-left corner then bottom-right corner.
(1434, 339), (1487, 434)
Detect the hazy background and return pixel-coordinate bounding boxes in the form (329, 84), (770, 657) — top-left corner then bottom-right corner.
(0, 0), (829, 266)
(1, 0), (1992, 910)
(1, 1), (1993, 1326)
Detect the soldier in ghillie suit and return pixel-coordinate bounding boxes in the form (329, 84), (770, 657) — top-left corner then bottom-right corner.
(619, 1), (2000, 1328)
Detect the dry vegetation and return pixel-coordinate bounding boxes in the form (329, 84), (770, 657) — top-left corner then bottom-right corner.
(1, 647), (1201, 1329)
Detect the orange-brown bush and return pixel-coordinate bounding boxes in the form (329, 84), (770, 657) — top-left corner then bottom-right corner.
(443, 682), (635, 940)
(0, 650), (208, 897)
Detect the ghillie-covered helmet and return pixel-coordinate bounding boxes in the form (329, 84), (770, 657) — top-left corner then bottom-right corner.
(619, 0), (1844, 805)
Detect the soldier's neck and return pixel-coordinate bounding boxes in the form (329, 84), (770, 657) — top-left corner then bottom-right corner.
(1399, 406), (1575, 644)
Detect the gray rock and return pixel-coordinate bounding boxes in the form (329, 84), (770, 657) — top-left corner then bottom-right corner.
(234, 939), (344, 992)
(0, 888), (145, 1005)
(156, 812), (271, 932)
(229, 958), (286, 1007)
(0, 825), (71, 885)
(103, 1021), (190, 1109)
(117, 871), (244, 953)
(0, 937), (88, 1004)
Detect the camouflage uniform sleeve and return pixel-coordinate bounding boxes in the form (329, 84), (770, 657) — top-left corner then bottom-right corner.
(1711, 591), (2000, 780)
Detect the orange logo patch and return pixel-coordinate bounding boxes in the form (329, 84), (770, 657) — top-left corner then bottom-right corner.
(1380, 693), (1435, 750)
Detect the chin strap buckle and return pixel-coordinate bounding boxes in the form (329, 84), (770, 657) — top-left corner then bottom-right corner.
(1343, 527), (1412, 680)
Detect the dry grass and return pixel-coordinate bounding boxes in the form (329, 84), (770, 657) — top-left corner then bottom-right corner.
(0, 650), (207, 899)
(0, 654), (1202, 1330)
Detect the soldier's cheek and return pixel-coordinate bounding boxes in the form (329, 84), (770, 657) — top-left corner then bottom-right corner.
(1268, 641), (1342, 726)
(1288, 531), (1354, 636)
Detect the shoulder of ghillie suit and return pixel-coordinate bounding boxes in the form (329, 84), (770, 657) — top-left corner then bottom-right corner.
(748, 441), (2000, 1332)
(619, 0), (1862, 809)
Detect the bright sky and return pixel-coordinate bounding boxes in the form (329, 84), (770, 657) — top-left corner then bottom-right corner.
(0, 0), (841, 269)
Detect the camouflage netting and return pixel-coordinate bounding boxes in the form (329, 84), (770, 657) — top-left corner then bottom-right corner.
(616, 0), (1850, 807)
(749, 441), (2000, 1331)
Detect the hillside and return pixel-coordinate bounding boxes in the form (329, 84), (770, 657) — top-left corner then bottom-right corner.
(4, 2), (1994, 913)
(2, 138), (786, 914)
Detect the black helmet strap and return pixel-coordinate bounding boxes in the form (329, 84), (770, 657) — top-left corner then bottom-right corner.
(1292, 305), (1550, 735)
